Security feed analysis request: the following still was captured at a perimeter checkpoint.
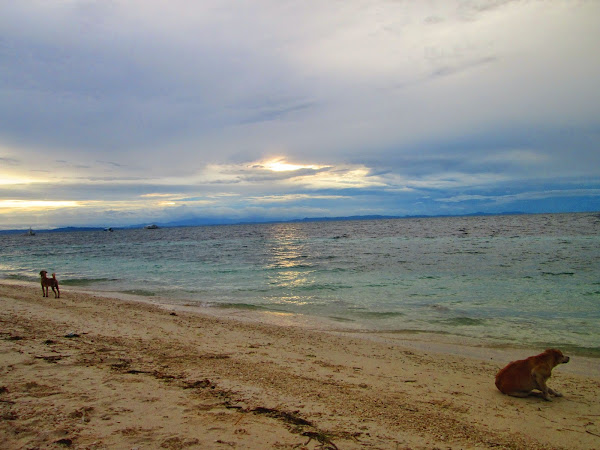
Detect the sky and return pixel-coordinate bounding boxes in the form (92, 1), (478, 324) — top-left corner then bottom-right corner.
(1, 0), (600, 229)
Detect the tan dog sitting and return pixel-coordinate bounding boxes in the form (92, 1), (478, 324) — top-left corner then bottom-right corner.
(495, 349), (569, 401)
(40, 270), (60, 298)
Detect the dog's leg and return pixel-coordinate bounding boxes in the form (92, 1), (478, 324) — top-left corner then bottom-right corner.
(547, 387), (562, 397)
(532, 369), (552, 401)
(52, 274), (60, 298)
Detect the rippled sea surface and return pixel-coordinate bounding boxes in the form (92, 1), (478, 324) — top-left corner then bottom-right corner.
(2, 213), (599, 354)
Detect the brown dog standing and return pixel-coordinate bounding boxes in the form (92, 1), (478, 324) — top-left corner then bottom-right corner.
(495, 349), (569, 401)
(40, 270), (60, 298)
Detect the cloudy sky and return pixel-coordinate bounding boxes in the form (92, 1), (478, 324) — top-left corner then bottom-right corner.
(1, 0), (599, 229)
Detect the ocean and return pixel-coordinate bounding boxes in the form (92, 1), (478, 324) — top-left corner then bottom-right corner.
(1, 213), (599, 355)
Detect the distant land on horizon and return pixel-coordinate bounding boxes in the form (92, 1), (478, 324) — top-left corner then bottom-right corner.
(0, 211), (545, 234)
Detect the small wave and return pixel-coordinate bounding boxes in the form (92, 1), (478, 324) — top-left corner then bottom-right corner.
(298, 284), (353, 291)
(353, 311), (405, 319)
(215, 268), (243, 274)
(429, 304), (450, 312)
(267, 263), (315, 270)
(211, 302), (267, 311)
(541, 272), (575, 276)
(409, 292), (437, 298)
(5, 274), (36, 282)
(327, 316), (356, 322)
(376, 329), (453, 336)
(61, 278), (116, 286)
(436, 317), (486, 326)
(238, 287), (271, 293)
(119, 289), (156, 297)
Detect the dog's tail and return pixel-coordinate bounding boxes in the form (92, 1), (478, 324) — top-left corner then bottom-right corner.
(52, 273), (57, 279)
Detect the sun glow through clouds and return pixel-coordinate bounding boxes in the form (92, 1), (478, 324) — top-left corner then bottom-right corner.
(262, 158), (323, 172)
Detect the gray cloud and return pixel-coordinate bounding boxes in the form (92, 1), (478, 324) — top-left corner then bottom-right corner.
(1, 0), (599, 228)
(0, 157), (20, 166)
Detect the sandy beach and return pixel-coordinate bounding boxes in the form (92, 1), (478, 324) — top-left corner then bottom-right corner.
(1, 282), (599, 449)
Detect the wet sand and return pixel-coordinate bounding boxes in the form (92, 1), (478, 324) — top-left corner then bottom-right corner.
(1, 282), (599, 449)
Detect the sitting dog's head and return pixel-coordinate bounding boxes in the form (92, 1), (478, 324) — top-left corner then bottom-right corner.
(545, 348), (570, 366)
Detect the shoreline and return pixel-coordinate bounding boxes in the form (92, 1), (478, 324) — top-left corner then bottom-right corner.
(2, 282), (600, 448)
(6, 278), (600, 369)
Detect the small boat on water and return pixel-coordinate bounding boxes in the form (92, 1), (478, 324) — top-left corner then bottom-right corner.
(25, 227), (36, 236)
(144, 224), (160, 229)
(104, 227), (114, 232)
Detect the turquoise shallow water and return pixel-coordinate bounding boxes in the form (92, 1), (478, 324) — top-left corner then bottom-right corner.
(1, 213), (599, 354)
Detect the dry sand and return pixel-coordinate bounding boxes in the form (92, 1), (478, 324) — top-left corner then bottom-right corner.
(1, 282), (599, 449)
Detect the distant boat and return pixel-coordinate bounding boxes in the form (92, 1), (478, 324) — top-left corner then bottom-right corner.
(144, 224), (160, 229)
(25, 227), (36, 236)
(104, 227), (114, 232)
